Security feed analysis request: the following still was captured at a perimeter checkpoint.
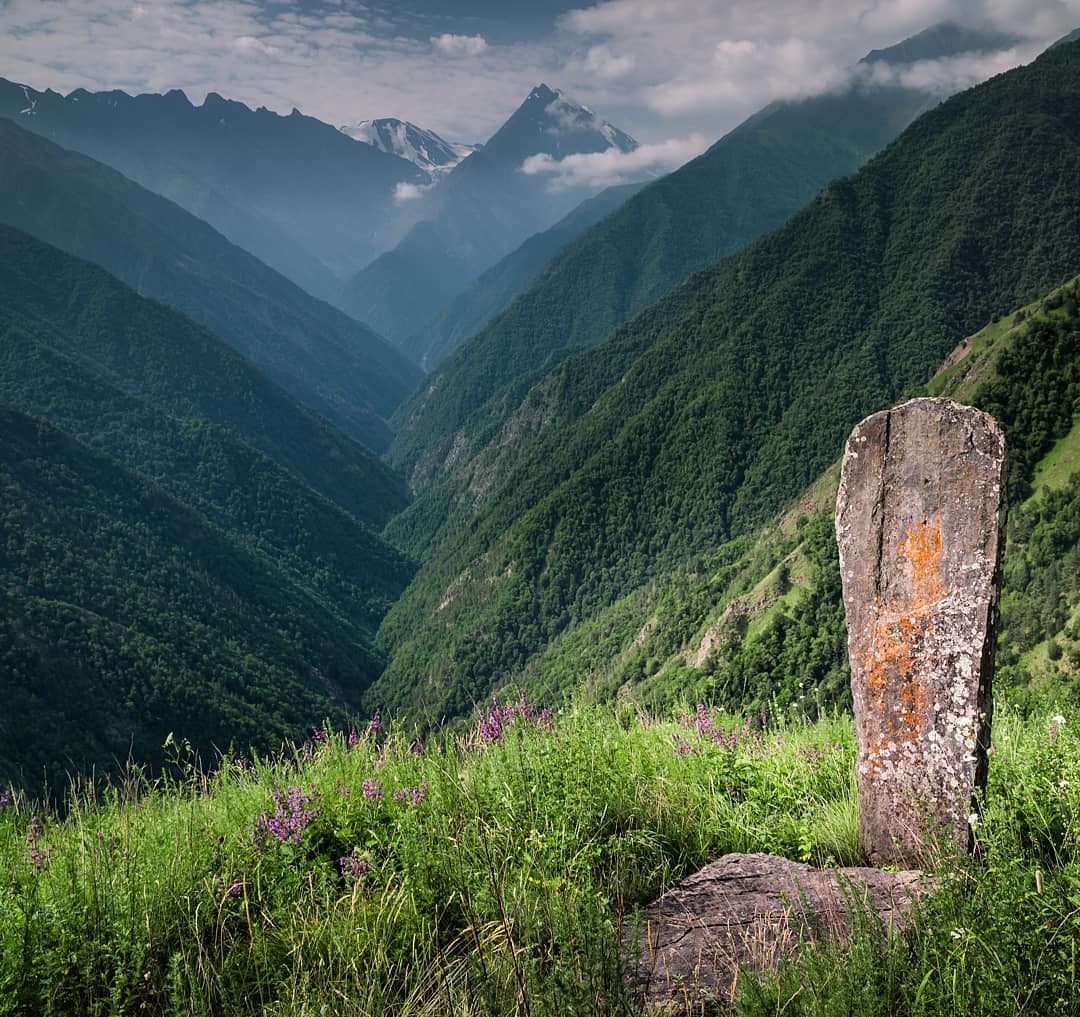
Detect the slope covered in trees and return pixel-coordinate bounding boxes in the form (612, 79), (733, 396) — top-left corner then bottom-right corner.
(0, 120), (422, 452)
(0, 410), (400, 798)
(511, 278), (1079, 719)
(407, 181), (643, 369)
(387, 24), (1024, 486)
(0, 225), (409, 528)
(0, 229), (419, 794)
(370, 39), (1080, 722)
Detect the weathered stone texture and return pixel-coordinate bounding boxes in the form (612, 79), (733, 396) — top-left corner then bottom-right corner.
(627, 853), (924, 1009)
(835, 397), (1006, 866)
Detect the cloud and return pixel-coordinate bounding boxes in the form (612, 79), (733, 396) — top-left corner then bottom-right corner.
(557, 0), (1080, 140)
(431, 33), (488, 58)
(520, 133), (711, 189)
(394, 181), (430, 203)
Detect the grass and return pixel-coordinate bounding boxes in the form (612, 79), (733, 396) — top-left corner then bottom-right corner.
(1, 700), (1079, 1016)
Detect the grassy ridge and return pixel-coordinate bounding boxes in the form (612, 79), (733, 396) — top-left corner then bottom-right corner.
(2, 702), (1078, 1015)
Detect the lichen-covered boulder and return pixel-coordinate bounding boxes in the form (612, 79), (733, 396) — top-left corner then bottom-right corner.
(835, 398), (1006, 866)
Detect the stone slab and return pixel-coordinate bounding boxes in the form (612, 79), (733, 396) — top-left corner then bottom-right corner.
(835, 398), (1006, 866)
(626, 853), (924, 1010)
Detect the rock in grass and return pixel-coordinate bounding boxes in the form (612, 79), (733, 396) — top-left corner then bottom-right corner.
(835, 397), (1006, 867)
(627, 853), (923, 1009)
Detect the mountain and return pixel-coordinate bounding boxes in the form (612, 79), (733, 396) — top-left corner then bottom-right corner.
(515, 276), (1080, 717)
(0, 223), (408, 529)
(386, 25), (1024, 487)
(0, 80), (428, 302)
(339, 84), (639, 349)
(341, 117), (478, 177)
(0, 225), (417, 796)
(411, 181), (645, 370)
(367, 37), (1080, 723)
(0, 118), (423, 452)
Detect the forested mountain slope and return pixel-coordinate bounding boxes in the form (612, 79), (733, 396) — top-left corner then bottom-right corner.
(0, 225), (409, 528)
(387, 24), (1022, 486)
(0, 410), (400, 798)
(0, 120), (422, 453)
(410, 181), (644, 370)
(512, 279), (1079, 717)
(0, 228), (418, 795)
(370, 38), (1080, 722)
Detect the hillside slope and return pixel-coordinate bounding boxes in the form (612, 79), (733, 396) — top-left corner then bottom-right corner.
(0, 229), (419, 795)
(371, 38), (1080, 721)
(387, 24), (1023, 485)
(410, 181), (644, 369)
(0, 119), (422, 452)
(513, 278), (1079, 717)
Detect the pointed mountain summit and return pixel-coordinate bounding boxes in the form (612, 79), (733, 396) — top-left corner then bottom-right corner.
(463, 83), (637, 169)
(341, 117), (478, 177)
(340, 84), (638, 351)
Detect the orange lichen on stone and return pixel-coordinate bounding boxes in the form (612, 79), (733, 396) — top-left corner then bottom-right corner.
(897, 515), (945, 610)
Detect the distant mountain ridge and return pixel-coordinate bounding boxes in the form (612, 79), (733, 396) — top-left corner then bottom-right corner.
(0, 79), (427, 302)
(339, 84), (639, 350)
(0, 117), (423, 452)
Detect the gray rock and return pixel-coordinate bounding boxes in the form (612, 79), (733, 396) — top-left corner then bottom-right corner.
(627, 853), (924, 1009)
(835, 397), (1006, 866)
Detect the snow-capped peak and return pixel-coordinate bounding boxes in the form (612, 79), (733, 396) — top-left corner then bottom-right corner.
(518, 84), (637, 155)
(340, 117), (478, 176)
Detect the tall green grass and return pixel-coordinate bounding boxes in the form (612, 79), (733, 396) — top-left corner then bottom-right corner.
(1, 701), (1077, 1015)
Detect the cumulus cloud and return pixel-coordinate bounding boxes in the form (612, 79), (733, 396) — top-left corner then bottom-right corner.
(520, 132), (711, 190)
(431, 33), (488, 58)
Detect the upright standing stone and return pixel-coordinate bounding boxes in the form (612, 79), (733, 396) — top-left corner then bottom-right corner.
(835, 398), (1006, 867)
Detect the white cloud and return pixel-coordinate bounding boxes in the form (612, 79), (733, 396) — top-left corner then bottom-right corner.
(520, 133), (710, 190)
(431, 33), (488, 58)
(557, 0), (1080, 140)
(393, 181), (429, 202)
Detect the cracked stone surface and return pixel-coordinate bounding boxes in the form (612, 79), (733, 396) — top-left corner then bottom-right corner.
(626, 853), (924, 1010)
(835, 398), (1006, 866)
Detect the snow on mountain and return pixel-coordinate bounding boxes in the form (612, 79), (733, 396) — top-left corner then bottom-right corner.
(533, 86), (637, 154)
(340, 118), (478, 177)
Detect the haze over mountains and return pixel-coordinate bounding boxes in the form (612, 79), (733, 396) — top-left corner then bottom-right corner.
(0, 21), (1077, 797)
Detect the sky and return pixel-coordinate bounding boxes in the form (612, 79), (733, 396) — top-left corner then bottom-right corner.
(2, 0), (1078, 188)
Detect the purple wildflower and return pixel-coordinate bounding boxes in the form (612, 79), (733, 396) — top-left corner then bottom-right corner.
(672, 734), (694, 757)
(368, 709), (382, 736)
(411, 738), (425, 756)
(348, 726), (360, 749)
(0, 788), (12, 809)
(228, 880), (243, 898)
(312, 725), (326, 743)
(362, 778), (383, 800)
(335, 779), (351, 797)
(339, 850), (371, 880)
(26, 813), (51, 872)
(254, 786), (319, 847)
(392, 780), (427, 805)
